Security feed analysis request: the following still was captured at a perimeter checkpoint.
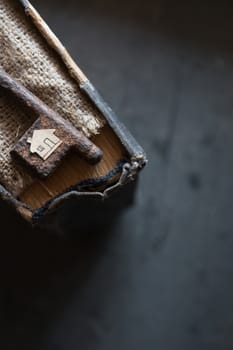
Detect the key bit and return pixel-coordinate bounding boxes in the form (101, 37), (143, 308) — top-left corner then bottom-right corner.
(0, 70), (103, 178)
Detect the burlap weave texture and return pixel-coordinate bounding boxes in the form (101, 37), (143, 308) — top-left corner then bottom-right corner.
(0, 0), (104, 196)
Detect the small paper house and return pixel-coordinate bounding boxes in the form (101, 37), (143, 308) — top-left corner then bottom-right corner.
(27, 129), (62, 161)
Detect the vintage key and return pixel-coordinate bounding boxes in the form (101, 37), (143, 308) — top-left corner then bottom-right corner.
(0, 70), (103, 178)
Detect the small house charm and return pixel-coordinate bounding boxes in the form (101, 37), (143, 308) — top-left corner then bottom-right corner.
(27, 129), (63, 161)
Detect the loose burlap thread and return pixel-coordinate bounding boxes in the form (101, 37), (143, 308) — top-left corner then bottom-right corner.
(0, 0), (104, 197)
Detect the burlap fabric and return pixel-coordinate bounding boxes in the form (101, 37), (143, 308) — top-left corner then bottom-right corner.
(0, 0), (104, 197)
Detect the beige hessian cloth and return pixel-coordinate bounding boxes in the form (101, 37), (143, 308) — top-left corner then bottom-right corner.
(0, 0), (104, 197)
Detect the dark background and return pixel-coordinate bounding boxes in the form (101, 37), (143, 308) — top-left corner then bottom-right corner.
(1, 0), (233, 349)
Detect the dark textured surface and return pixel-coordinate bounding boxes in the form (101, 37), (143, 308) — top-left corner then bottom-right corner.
(1, 1), (233, 349)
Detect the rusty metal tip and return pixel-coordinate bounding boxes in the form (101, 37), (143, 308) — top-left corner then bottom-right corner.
(88, 146), (103, 165)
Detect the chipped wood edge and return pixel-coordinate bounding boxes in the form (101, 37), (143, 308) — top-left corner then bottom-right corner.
(0, 184), (33, 222)
(17, 206), (33, 222)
